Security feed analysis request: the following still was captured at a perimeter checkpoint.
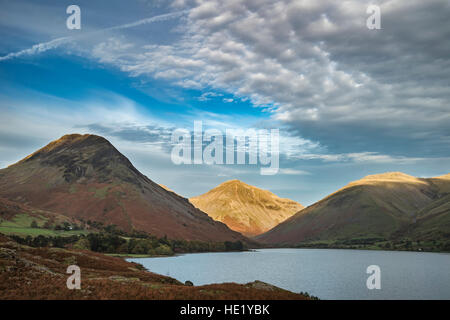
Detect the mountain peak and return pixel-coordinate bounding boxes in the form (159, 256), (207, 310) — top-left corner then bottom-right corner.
(257, 172), (450, 246)
(350, 172), (425, 186)
(211, 179), (269, 197)
(0, 135), (246, 242)
(58, 133), (109, 144)
(190, 180), (303, 236)
(41, 133), (111, 151)
(220, 179), (248, 187)
(361, 172), (415, 180)
(223, 179), (245, 184)
(17, 134), (113, 164)
(9, 133), (144, 185)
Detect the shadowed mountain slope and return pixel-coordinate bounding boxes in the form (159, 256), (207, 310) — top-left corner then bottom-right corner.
(257, 172), (450, 245)
(0, 134), (246, 242)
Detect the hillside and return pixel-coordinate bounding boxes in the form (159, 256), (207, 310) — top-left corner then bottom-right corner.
(0, 134), (246, 242)
(0, 197), (88, 237)
(0, 234), (310, 300)
(190, 180), (303, 236)
(257, 172), (450, 247)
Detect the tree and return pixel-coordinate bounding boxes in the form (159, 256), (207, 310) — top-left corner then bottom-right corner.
(117, 243), (129, 254)
(32, 235), (49, 247)
(73, 238), (90, 250)
(43, 220), (52, 229)
(30, 220), (38, 228)
(155, 244), (173, 256)
(225, 240), (244, 251)
(132, 241), (149, 254)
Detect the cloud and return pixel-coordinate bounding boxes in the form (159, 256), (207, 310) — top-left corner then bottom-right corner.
(1, 0), (449, 203)
(279, 168), (310, 175)
(84, 0), (450, 159)
(197, 91), (223, 101)
(5, 1), (447, 160)
(295, 152), (427, 164)
(0, 10), (189, 61)
(0, 36), (71, 62)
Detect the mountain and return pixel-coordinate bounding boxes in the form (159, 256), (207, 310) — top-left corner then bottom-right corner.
(0, 134), (247, 242)
(257, 172), (450, 245)
(190, 180), (303, 236)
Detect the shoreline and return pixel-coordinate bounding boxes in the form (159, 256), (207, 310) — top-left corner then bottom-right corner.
(116, 247), (450, 260)
(107, 248), (257, 259)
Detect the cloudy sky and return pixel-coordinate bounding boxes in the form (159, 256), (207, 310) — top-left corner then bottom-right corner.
(0, 0), (449, 206)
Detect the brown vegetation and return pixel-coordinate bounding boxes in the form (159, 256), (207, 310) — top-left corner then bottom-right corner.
(0, 234), (309, 300)
(0, 134), (247, 243)
(257, 172), (450, 246)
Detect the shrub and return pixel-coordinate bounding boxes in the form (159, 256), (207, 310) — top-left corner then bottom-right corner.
(73, 238), (90, 250)
(155, 244), (173, 256)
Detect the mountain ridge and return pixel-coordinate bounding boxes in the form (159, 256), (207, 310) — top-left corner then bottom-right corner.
(257, 172), (450, 246)
(190, 179), (303, 236)
(0, 134), (247, 242)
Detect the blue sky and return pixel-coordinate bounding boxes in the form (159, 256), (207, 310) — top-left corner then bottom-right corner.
(1, 0), (449, 206)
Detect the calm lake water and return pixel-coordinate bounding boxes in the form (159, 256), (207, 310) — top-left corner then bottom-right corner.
(128, 248), (450, 300)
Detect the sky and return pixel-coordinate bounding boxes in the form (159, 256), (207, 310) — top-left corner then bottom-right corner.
(0, 0), (449, 206)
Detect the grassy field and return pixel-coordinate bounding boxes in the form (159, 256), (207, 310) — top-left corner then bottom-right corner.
(0, 226), (88, 237)
(0, 213), (88, 237)
(0, 213), (47, 228)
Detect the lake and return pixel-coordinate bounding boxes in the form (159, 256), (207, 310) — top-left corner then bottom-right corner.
(128, 248), (450, 300)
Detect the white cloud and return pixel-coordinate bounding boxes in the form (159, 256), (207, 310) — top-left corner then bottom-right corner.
(0, 10), (189, 61)
(279, 168), (310, 175)
(295, 152), (426, 164)
(3, 0), (449, 164)
(84, 0), (450, 158)
(198, 91), (223, 101)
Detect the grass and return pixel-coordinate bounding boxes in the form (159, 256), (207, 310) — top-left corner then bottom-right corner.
(0, 213), (88, 237)
(0, 226), (88, 237)
(94, 186), (109, 199)
(69, 184), (78, 194)
(0, 213), (47, 228)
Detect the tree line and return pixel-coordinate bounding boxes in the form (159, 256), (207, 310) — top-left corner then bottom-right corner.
(10, 229), (246, 256)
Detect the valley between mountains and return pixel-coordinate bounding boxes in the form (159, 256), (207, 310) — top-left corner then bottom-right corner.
(0, 134), (449, 299)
